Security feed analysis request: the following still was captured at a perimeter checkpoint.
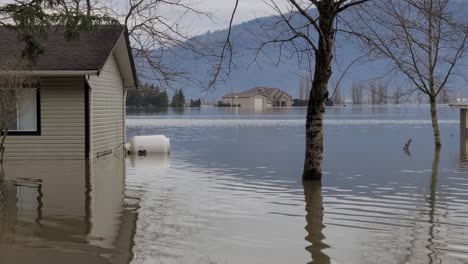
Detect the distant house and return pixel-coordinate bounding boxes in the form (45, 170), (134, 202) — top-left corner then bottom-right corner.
(222, 87), (293, 109)
(0, 25), (137, 159)
(451, 101), (468, 158)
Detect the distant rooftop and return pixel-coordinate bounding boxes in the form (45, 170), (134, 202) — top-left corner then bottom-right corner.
(224, 87), (292, 100)
(450, 101), (468, 109)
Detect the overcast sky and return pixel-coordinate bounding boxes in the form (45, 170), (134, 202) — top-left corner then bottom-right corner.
(0, 0), (275, 34)
(181, 0), (275, 34)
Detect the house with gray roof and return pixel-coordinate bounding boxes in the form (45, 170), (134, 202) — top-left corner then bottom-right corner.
(0, 25), (137, 160)
(222, 87), (293, 109)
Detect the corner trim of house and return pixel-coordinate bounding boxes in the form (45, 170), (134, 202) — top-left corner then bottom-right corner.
(124, 28), (138, 88)
(84, 78), (90, 159)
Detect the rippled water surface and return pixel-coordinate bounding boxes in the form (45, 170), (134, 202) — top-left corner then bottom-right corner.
(1, 106), (467, 264)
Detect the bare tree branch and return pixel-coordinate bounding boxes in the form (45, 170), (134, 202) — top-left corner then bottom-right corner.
(206, 0), (239, 91)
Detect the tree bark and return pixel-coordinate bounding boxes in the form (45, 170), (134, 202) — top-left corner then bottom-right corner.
(0, 123), (7, 180)
(86, 0), (91, 16)
(304, 102), (326, 180)
(0, 122), (7, 166)
(303, 7), (334, 181)
(429, 95), (442, 148)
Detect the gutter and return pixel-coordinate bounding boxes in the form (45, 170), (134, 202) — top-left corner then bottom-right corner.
(27, 70), (100, 76)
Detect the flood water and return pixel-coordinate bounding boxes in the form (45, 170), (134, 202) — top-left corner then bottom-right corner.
(1, 106), (467, 264)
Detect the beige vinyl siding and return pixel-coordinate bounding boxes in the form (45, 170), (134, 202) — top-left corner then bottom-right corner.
(222, 97), (252, 108)
(89, 53), (125, 158)
(5, 77), (85, 159)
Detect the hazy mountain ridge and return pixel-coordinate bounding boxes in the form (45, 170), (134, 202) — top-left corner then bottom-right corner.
(144, 3), (468, 101)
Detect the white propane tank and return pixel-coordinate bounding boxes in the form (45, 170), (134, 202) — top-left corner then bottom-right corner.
(128, 135), (170, 155)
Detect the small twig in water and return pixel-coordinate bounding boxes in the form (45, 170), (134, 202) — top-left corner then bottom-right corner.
(403, 139), (412, 153)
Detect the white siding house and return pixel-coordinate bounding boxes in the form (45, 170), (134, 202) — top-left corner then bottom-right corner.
(0, 25), (137, 160)
(4, 77), (86, 159)
(89, 54), (125, 158)
(222, 87), (293, 109)
(451, 102), (468, 158)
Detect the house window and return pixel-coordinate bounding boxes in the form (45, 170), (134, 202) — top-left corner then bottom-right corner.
(8, 91), (39, 133)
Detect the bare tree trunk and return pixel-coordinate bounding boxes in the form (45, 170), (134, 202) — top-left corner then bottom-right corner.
(427, 3), (441, 149)
(304, 102), (326, 180)
(303, 10), (334, 181)
(0, 123), (7, 180)
(0, 124), (7, 167)
(0, 122), (6, 162)
(86, 0), (91, 16)
(429, 95), (441, 148)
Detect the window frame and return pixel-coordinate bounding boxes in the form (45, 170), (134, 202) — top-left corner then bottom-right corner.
(8, 87), (41, 136)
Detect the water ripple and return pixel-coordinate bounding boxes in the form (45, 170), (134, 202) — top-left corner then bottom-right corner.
(126, 118), (459, 128)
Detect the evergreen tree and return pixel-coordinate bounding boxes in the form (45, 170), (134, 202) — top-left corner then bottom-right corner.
(158, 91), (169, 107)
(171, 89), (186, 107)
(126, 83), (168, 108)
(190, 98), (202, 107)
(178, 90), (186, 107)
(126, 89), (144, 107)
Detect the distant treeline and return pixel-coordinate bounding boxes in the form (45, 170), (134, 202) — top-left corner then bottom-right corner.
(127, 83), (169, 108)
(298, 75), (458, 105)
(170, 89), (185, 107)
(126, 84), (203, 108)
(217, 101), (241, 107)
(190, 99), (202, 107)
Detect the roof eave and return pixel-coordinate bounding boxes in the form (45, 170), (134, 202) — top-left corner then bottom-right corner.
(99, 27), (138, 88)
(124, 28), (138, 88)
(450, 103), (468, 109)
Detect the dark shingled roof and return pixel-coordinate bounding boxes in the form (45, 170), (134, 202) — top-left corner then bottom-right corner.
(0, 25), (125, 71)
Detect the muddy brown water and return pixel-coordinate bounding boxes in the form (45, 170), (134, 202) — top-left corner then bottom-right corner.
(1, 106), (467, 264)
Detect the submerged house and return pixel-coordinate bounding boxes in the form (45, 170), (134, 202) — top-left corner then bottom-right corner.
(451, 101), (468, 158)
(0, 25), (137, 159)
(222, 87), (293, 109)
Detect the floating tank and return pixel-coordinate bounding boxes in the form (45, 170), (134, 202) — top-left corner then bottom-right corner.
(126, 135), (170, 156)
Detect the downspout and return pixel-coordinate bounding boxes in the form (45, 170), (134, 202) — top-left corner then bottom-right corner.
(123, 84), (127, 150)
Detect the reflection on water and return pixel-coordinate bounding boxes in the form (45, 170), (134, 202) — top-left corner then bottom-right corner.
(462, 136), (467, 163)
(427, 148), (440, 264)
(1, 106), (468, 264)
(0, 156), (138, 264)
(126, 106), (468, 264)
(303, 181), (330, 264)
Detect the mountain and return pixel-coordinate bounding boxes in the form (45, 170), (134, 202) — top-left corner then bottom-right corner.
(141, 2), (468, 101)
